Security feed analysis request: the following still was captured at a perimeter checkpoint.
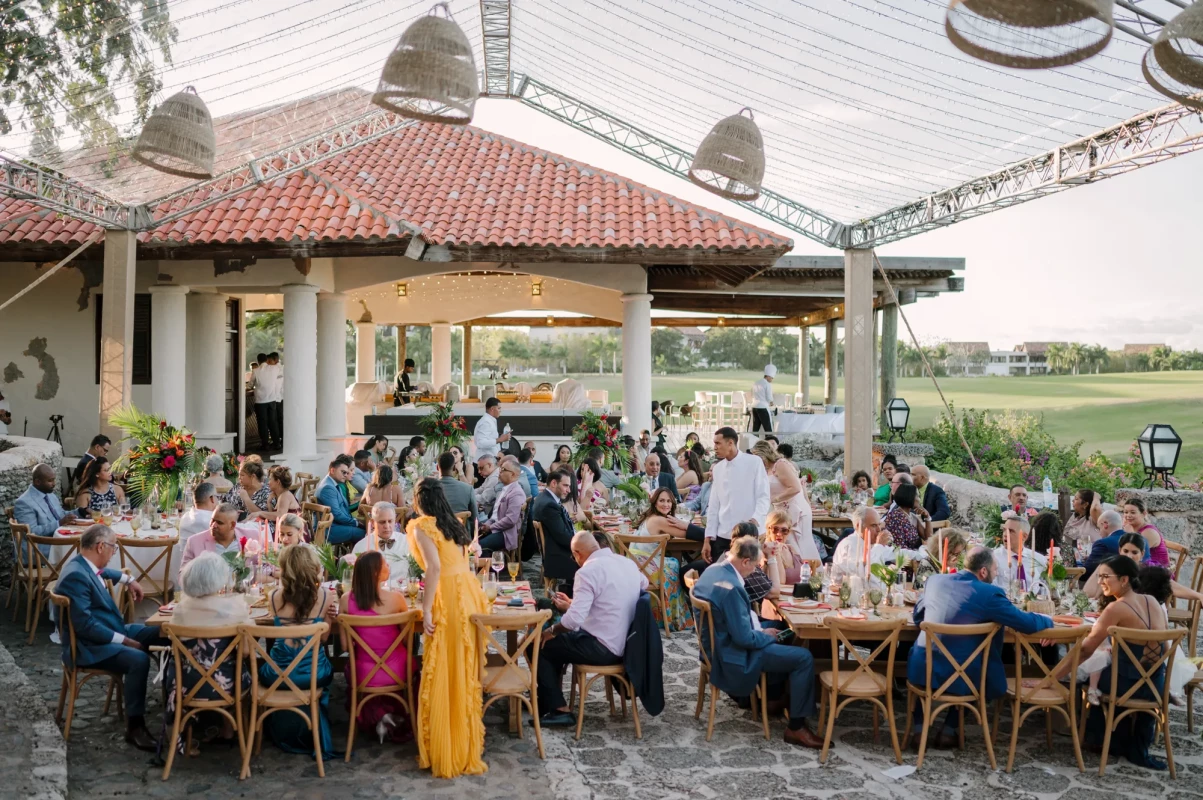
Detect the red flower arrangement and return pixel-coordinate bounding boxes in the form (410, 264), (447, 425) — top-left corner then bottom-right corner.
(570, 411), (625, 472)
(418, 400), (470, 455)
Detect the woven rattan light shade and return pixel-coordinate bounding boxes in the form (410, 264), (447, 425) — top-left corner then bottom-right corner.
(946, 0), (1114, 69)
(372, 2), (478, 125)
(688, 108), (765, 202)
(130, 87), (215, 179)
(1142, 2), (1203, 111)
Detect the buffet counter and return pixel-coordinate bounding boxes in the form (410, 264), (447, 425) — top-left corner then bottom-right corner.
(363, 404), (589, 439)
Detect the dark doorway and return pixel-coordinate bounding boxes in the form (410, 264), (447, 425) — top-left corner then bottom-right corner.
(225, 298), (242, 453)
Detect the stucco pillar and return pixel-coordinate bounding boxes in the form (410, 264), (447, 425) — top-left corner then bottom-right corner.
(621, 293), (653, 436)
(824, 319), (838, 406)
(98, 230), (137, 445)
(396, 325), (407, 377)
(184, 291), (229, 451)
(355, 319), (376, 383)
(880, 301), (898, 423)
(431, 323), (452, 388)
(316, 292), (347, 441)
(282, 284), (319, 463)
(844, 248), (875, 477)
(797, 327), (810, 405)
(461, 324), (472, 391)
(148, 284), (188, 427)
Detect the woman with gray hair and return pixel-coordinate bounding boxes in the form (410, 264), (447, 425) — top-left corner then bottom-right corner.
(201, 453), (234, 497)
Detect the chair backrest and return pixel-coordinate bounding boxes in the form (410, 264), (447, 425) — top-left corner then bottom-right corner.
(532, 520), (547, 559)
(297, 477), (319, 505)
(824, 616), (904, 692)
(612, 533), (669, 584)
(511, 498), (531, 561)
(1009, 625), (1090, 705)
(26, 533), (81, 580)
(162, 623), (244, 707)
(117, 535), (178, 597)
(1166, 540), (1189, 581)
(9, 521), (29, 566)
(292, 472), (315, 496)
(1106, 625), (1188, 709)
(689, 594), (716, 676)
(301, 502), (332, 546)
(339, 610), (421, 690)
(47, 591), (77, 667)
(243, 622), (330, 703)
(470, 610), (551, 695)
(918, 621), (1000, 702)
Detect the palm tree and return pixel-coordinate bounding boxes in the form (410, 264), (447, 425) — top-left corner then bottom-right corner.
(1068, 342), (1085, 376)
(1045, 343), (1066, 375)
(1149, 345), (1175, 372)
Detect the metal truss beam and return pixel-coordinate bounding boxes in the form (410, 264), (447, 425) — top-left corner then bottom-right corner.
(479, 0), (512, 97)
(0, 154), (143, 229)
(849, 101), (1203, 248)
(514, 75), (847, 249)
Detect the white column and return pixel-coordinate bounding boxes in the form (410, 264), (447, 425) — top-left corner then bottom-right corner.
(148, 284), (188, 426)
(185, 292), (228, 450)
(355, 320), (377, 383)
(844, 249), (875, 477)
(621, 293), (653, 436)
(797, 326), (810, 405)
(98, 230), (137, 445)
(316, 292), (348, 441)
(431, 323), (452, 388)
(282, 284), (320, 463)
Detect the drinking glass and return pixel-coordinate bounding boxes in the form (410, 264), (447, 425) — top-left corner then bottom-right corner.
(119, 503), (131, 519)
(406, 581), (420, 604)
(869, 588), (883, 611)
(808, 567), (823, 595)
(507, 560), (520, 582)
(89, 507), (101, 523)
(491, 551), (505, 580)
(484, 582), (499, 603)
(130, 515), (142, 534)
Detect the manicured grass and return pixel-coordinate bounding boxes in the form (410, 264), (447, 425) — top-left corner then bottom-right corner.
(559, 370), (1203, 479)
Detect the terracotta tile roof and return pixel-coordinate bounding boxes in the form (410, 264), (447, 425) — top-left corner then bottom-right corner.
(0, 96), (792, 257)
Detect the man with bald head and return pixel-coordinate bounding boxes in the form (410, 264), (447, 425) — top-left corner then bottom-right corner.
(14, 463), (77, 556)
(911, 465), (950, 522)
(536, 530), (648, 727)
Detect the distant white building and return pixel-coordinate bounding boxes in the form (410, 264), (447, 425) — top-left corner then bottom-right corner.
(944, 341), (1067, 376)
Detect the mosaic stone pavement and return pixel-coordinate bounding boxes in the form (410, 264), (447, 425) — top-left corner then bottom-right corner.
(3, 606), (1201, 800)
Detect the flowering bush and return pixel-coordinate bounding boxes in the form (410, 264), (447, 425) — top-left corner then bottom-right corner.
(109, 406), (202, 510)
(417, 400), (469, 455)
(570, 411), (626, 472)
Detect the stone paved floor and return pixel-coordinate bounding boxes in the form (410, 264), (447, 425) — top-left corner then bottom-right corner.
(3, 605), (1201, 799)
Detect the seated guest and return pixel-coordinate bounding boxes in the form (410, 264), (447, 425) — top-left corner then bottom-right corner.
(549, 444), (574, 476)
(232, 457), (271, 517)
(692, 535), (823, 748)
(14, 463), (76, 555)
(478, 457), (525, 558)
(74, 457), (125, 514)
(539, 531), (647, 726)
(681, 481), (712, 515)
(641, 454), (681, 501)
(159, 552), (251, 758)
(338, 550), (413, 744)
(1001, 484), (1028, 513)
(676, 449), (705, 495)
(1064, 489), (1102, 560)
(315, 456), (366, 545)
(74, 435), (111, 486)
(577, 458), (609, 511)
(872, 456), (899, 505)
(913, 528), (969, 583)
(351, 450), (375, 494)
(1084, 509), (1145, 581)
(361, 464), (405, 515)
(533, 470), (578, 587)
(1032, 510), (1074, 568)
(1084, 533), (1203, 604)
(55, 524), (160, 750)
(911, 465), (950, 522)
(832, 505), (897, 573)
(724, 521), (782, 618)
(365, 435), (393, 466)
(179, 503), (241, 574)
(908, 545), (1052, 748)
(848, 470), (873, 504)
(524, 441), (547, 483)
(990, 511), (1046, 590)
(260, 465), (300, 525)
(874, 470), (911, 509)
(631, 488), (697, 632)
(179, 482), (219, 538)
(200, 453), (234, 497)
(588, 446), (623, 489)
(352, 502), (409, 569)
(635, 487), (705, 542)
(1122, 495), (1169, 568)
(276, 513), (307, 547)
(437, 452), (477, 521)
(765, 509), (809, 584)
(881, 483), (931, 551)
(517, 448), (540, 496)
(474, 455), (500, 518)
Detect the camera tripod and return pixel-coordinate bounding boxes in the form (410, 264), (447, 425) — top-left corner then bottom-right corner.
(46, 414), (64, 447)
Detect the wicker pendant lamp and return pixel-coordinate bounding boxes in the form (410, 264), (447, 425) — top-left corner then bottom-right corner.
(945, 0), (1114, 69)
(372, 2), (478, 124)
(688, 108), (765, 202)
(130, 86), (216, 179)
(1143, 1), (1203, 111)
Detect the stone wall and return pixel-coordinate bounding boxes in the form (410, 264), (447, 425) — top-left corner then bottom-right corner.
(0, 436), (64, 585)
(930, 470), (1024, 532)
(781, 438), (934, 481)
(1115, 488), (1203, 558)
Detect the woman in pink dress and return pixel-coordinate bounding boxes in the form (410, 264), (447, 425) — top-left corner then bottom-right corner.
(338, 551), (414, 743)
(1122, 495), (1169, 568)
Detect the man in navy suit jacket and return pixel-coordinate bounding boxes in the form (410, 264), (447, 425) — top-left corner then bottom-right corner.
(55, 525), (164, 751)
(691, 536), (823, 748)
(912, 465), (950, 522)
(641, 454), (681, 502)
(908, 546), (1052, 747)
(1082, 509), (1146, 581)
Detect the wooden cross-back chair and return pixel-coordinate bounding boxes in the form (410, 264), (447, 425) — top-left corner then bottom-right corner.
(905, 621), (1000, 770)
(6, 520), (31, 619)
(690, 594), (769, 741)
(472, 609), (552, 757)
(160, 623), (247, 780)
(1085, 625), (1188, 778)
(338, 610), (421, 762)
(994, 625), (1090, 773)
(1166, 540), (1190, 585)
(612, 532), (671, 639)
(532, 520), (556, 594)
(48, 588), (126, 739)
(296, 476), (319, 506)
(1168, 555), (1203, 658)
(241, 622), (330, 780)
(509, 499), (531, 564)
(818, 616), (905, 765)
(300, 502), (333, 548)
(117, 535), (179, 608)
(24, 532), (81, 643)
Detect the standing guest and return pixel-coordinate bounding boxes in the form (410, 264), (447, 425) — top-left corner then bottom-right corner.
(517, 448), (540, 496)
(478, 456), (525, 557)
(350, 450), (375, 494)
(990, 512), (1046, 590)
(179, 504), (242, 574)
(200, 453), (234, 498)
(14, 464), (76, 557)
(651, 401), (665, 438)
(362, 464), (405, 515)
(352, 502), (409, 569)
(751, 440), (818, 561)
(691, 535), (822, 748)
(74, 457), (125, 514)
(268, 352), (284, 445)
(549, 445), (574, 475)
(539, 531), (647, 727)
(1084, 509), (1146, 581)
(1001, 484), (1029, 512)
(436, 452), (477, 521)
(750, 364), (777, 433)
(251, 352), (283, 450)
(1064, 489), (1103, 559)
(694, 427), (770, 574)
(315, 456), (366, 545)
(676, 449), (705, 495)
(1122, 496), (1169, 568)
(74, 435), (111, 484)
(178, 482), (219, 538)
(276, 514), (307, 547)
(524, 442), (547, 482)
(232, 458), (271, 517)
(365, 435), (393, 466)
(405, 478), (489, 778)
(339, 551), (413, 744)
(534, 470), (579, 587)
(911, 465), (950, 522)
(394, 358), (417, 406)
(641, 454), (680, 501)
(881, 483), (931, 551)
(473, 397), (511, 459)
(474, 455), (500, 517)
(55, 524), (160, 751)
(907, 546), (1052, 749)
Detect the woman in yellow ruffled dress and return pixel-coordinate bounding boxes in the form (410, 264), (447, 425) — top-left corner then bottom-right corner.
(406, 477), (490, 778)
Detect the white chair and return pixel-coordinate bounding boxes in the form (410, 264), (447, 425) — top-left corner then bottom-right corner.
(585, 389), (609, 408)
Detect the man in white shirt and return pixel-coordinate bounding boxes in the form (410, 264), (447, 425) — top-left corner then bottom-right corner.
(251, 353), (282, 450)
(474, 455), (501, 518)
(832, 505), (917, 573)
(751, 364), (776, 433)
(991, 513), (1046, 591)
(473, 397), (511, 459)
(351, 502), (409, 568)
(634, 430), (651, 467)
(179, 482), (219, 539)
(698, 426), (770, 568)
(538, 531), (647, 726)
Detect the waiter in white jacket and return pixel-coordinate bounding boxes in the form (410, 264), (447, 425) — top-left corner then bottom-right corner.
(473, 397), (512, 459)
(686, 426), (770, 576)
(751, 364), (776, 433)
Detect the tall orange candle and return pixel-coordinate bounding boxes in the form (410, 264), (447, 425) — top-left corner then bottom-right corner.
(1017, 531), (1024, 586)
(1048, 546), (1056, 577)
(940, 533), (948, 573)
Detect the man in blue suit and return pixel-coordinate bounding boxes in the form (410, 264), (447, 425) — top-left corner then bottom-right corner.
(908, 546), (1052, 748)
(55, 524), (163, 751)
(13, 464), (77, 557)
(315, 455), (366, 545)
(1083, 509), (1145, 581)
(691, 536), (823, 748)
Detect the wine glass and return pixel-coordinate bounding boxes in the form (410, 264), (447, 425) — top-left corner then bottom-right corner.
(484, 582), (499, 603)
(406, 580), (420, 604)
(130, 514), (142, 534)
(808, 566), (823, 595)
(119, 503), (131, 520)
(869, 587), (883, 613)
(89, 507), (101, 523)
(491, 551), (505, 581)
(507, 560), (520, 582)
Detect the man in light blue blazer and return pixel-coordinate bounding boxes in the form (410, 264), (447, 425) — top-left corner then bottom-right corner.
(691, 536), (823, 748)
(13, 464), (77, 559)
(55, 524), (162, 751)
(315, 455), (365, 545)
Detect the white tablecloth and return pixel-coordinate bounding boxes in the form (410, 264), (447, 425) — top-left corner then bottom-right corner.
(776, 412), (845, 435)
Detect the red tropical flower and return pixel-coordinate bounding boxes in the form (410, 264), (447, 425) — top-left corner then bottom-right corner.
(238, 536), (247, 554)
(162, 454), (177, 469)
(159, 419), (167, 429)
(175, 447), (184, 457)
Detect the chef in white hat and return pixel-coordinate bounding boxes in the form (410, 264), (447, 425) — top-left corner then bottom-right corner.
(751, 364), (777, 433)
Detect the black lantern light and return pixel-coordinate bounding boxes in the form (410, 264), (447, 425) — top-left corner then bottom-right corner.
(1137, 423), (1183, 490)
(886, 397), (910, 442)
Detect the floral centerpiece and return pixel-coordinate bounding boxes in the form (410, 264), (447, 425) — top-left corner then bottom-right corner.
(811, 479), (847, 506)
(570, 411), (626, 472)
(609, 475), (650, 520)
(109, 406), (203, 511)
(417, 400), (469, 456)
(315, 543), (356, 582)
(402, 452), (435, 504)
(869, 551), (905, 590)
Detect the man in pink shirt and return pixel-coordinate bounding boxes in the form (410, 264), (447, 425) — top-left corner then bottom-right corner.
(178, 503), (240, 579)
